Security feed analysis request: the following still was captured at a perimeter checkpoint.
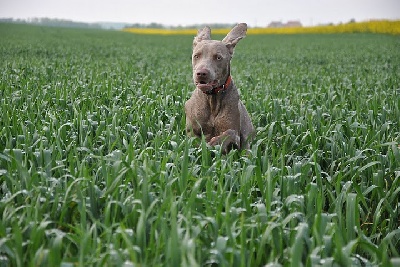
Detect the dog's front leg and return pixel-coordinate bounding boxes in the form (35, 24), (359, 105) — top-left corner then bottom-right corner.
(208, 129), (240, 153)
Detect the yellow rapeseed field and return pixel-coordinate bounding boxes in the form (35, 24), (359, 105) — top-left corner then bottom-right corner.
(123, 20), (400, 35)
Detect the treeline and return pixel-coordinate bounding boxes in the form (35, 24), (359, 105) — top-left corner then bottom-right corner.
(0, 18), (237, 30)
(125, 22), (236, 29)
(0, 18), (103, 29)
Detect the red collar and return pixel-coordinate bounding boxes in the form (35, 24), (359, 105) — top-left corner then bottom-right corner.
(204, 76), (232, 95)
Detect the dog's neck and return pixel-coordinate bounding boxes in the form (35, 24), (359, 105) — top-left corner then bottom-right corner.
(203, 75), (232, 95)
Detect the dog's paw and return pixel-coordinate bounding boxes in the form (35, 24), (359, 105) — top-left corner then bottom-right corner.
(208, 130), (240, 153)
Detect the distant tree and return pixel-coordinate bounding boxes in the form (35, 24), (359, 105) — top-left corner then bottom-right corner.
(147, 23), (165, 28)
(0, 18), (14, 23)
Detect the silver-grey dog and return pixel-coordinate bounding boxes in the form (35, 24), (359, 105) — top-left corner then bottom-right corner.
(185, 23), (254, 153)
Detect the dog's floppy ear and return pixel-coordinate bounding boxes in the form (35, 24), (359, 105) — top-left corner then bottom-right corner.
(193, 26), (211, 48)
(222, 23), (247, 54)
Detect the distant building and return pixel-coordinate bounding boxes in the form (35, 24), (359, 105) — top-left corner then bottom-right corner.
(267, 20), (302, 28)
(285, 21), (302, 27)
(268, 21), (284, 28)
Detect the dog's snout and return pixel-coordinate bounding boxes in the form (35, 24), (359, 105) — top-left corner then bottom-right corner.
(196, 69), (209, 78)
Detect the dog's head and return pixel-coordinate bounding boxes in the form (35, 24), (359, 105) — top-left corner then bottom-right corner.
(192, 23), (247, 93)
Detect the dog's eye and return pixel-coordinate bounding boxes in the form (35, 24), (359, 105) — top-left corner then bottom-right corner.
(193, 54), (200, 59)
(215, 55), (222, 60)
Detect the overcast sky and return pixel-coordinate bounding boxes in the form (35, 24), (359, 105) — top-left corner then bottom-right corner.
(0, 0), (399, 27)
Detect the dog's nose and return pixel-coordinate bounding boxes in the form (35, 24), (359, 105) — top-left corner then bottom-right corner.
(196, 69), (209, 78)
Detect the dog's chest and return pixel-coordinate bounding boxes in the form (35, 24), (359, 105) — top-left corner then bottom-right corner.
(194, 103), (217, 131)
(185, 88), (239, 139)
(197, 98), (229, 134)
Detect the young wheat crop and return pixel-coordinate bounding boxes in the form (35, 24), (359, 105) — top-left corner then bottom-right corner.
(0, 23), (399, 266)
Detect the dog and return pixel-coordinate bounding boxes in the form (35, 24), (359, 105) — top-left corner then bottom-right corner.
(184, 23), (254, 153)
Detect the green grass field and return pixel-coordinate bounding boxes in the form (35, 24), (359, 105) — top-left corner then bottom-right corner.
(0, 23), (399, 266)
